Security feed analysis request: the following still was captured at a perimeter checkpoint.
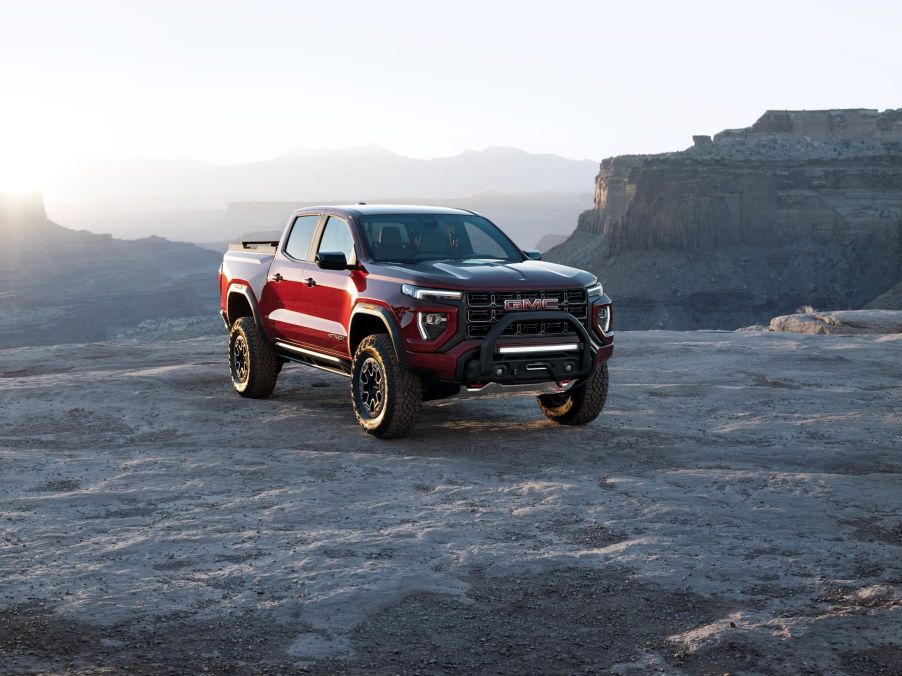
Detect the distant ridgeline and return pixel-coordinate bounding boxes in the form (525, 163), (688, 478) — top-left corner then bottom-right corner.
(213, 192), (592, 251)
(548, 109), (902, 329)
(0, 193), (222, 348)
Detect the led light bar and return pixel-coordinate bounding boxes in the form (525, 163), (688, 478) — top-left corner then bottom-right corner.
(497, 344), (580, 354)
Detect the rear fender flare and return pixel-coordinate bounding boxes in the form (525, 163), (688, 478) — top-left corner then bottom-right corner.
(226, 284), (269, 340)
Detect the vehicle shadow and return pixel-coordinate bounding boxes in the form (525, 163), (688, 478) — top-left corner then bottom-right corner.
(270, 370), (601, 455)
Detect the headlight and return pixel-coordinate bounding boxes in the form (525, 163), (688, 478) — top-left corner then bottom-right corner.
(593, 304), (612, 335)
(417, 312), (449, 340)
(586, 282), (603, 299)
(401, 284), (462, 301)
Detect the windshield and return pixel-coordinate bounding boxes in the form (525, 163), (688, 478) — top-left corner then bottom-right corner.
(359, 213), (523, 264)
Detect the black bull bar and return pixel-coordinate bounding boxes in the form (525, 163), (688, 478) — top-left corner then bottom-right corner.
(475, 310), (595, 379)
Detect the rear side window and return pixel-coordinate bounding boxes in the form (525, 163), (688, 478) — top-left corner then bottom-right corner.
(284, 214), (320, 261)
(317, 216), (356, 262)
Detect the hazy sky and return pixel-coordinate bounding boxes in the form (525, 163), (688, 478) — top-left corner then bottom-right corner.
(2, 0), (900, 189)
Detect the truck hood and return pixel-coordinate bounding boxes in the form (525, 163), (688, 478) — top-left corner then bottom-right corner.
(365, 259), (596, 290)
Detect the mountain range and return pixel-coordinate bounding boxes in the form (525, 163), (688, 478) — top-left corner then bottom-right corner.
(48, 145), (595, 217)
(47, 145), (596, 250)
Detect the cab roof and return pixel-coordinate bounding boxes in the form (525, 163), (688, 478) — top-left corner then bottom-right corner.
(294, 204), (476, 218)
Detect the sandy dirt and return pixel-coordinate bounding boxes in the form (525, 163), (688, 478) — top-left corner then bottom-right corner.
(1, 330), (900, 674)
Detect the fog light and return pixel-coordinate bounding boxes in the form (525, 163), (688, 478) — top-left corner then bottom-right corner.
(564, 362), (574, 373)
(494, 364), (508, 376)
(417, 312), (448, 340)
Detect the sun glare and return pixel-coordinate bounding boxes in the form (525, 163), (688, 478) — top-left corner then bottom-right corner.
(0, 157), (45, 194)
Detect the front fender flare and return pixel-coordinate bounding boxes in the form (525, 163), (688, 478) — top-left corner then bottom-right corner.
(349, 304), (409, 368)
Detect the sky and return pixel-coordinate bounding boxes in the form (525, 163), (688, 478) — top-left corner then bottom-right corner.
(1, 0), (901, 191)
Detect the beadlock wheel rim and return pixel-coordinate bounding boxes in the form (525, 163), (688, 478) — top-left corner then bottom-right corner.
(357, 357), (385, 419)
(232, 335), (249, 383)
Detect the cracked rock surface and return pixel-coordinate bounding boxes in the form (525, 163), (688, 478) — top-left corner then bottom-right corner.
(1, 330), (900, 673)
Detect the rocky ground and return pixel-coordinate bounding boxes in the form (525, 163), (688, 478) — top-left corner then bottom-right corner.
(1, 330), (900, 674)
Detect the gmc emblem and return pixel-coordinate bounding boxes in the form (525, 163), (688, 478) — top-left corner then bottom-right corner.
(503, 297), (560, 311)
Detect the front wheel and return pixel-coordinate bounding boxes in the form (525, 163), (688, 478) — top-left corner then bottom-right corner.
(537, 362), (608, 425)
(351, 334), (422, 438)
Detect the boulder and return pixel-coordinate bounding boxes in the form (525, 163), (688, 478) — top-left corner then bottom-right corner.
(769, 310), (902, 334)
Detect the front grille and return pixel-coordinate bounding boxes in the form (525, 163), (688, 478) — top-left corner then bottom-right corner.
(465, 289), (588, 339)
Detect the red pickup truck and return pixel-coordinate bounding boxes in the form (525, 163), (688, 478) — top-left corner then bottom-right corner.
(219, 205), (613, 438)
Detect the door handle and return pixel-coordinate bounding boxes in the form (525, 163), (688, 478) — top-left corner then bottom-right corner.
(270, 273), (283, 282)
(304, 277), (316, 287)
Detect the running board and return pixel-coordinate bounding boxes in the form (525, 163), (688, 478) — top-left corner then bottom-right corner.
(274, 341), (352, 377)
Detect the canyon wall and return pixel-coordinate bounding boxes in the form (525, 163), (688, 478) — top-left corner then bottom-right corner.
(548, 109), (902, 328)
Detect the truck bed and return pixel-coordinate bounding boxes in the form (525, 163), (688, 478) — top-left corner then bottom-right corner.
(228, 240), (280, 253)
(221, 244), (276, 298)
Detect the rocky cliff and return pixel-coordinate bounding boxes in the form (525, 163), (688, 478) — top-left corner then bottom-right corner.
(0, 193), (222, 348)
(548, 109), (902, 329)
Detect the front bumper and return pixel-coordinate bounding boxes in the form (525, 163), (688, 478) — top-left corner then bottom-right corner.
(405, 305), (613, 387)
(465, 310), (593, 385)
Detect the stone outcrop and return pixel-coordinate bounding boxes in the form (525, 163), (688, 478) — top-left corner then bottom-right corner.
(0, 193), (222, 348)
(769, 309), (902, 335)
(548, 109), (902, 329)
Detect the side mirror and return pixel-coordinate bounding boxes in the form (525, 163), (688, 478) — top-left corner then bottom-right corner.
(523, 249), (542, 261)
(315, 251), (349, 270)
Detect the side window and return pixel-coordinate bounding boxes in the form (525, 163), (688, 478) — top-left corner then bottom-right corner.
(317, 216), (355, 262)
(284, 214), (320, 261)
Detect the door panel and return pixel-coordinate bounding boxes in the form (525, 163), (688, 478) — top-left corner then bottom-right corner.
(301, 268), (353, 356)
(300, 215), (357, 356)
(263, 255), (314, 344)
(259, 213), (321, 345)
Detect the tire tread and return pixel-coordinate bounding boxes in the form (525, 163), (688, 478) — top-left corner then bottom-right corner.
(352, 334), (421, 438)
(230, 316), (279, 398)
(537, 362), (608, 425)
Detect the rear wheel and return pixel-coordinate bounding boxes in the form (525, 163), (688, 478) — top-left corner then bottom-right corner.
(229, 316), (279, 398)
(351, 334), (421, 438)
(537, 362), (608, 425)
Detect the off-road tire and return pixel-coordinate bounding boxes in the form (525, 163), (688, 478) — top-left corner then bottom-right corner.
(537, 362), (608, 425)
(351, 334), (422, 438)
(229, 316), (279, 398)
